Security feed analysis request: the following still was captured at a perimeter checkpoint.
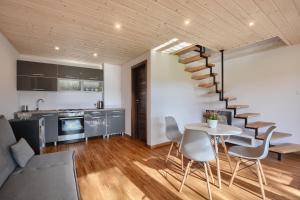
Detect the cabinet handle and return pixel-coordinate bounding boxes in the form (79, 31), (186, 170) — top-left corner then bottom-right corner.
(88, 77), (97, 80)
(64, 75), (75, 79)
(42, 114), (54, 117)
(91, 117), (102, 119)
(31, 73), (44, 76)
(112, 115), (120, 118)
(33, 88), (45, 91)
(112, 110), (121, 113)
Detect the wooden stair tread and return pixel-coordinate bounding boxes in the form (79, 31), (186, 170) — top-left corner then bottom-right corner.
(198, 82), (218, 88)
(180, 53), (209, 64)
(235, 113), (260, 119)
(227, 105), (249, 109)
(246, 121), (275, 129)
(174, 45), (198, 56)
(185, 64), (215, 72)
(257, 132), (292, 140)
(270, 143), (300, 154)
(192, 73), (217, 80)
(224, 96), (237, 101)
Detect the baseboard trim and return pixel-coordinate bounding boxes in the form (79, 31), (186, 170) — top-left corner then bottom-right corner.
(148, 141), (172, 149)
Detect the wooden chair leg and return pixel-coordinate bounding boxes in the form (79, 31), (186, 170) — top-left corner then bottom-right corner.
(204, 162), (213, 200)
(166, 142), (174, 163)
(221, 136), (233, 171)
(179, 160), (192, 192)
(207, 162), (215, 184)
(256, 160), (266, 200)
(229, 159), (241, 187)
(258, 160), (267, 185)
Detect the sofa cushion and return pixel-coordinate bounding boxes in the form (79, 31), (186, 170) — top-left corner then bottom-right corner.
(0, 115), (17, 188)
(10, 138), (35, 167)
(0, 151), (79, 200)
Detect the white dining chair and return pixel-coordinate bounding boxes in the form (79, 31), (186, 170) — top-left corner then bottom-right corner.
(228, 126), (276, 200)
(179, 129), (215, 200)
(165, 116), (183, 169)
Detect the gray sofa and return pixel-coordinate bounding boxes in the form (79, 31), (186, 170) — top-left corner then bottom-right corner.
(0, 115), (80, 200)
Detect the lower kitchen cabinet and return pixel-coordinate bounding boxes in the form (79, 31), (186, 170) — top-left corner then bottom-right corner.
(107, 110), (125, 135)
(84, 111), (106, 137)
(32, 113), (58, 144)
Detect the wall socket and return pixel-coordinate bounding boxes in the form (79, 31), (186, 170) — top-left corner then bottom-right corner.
(297, 90), (300, 95)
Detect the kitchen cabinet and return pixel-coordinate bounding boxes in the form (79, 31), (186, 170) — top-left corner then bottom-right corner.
(80, 68), (103, 81)
(17, 76), (57, 91)
(107, 110), (125, 135)
(84, 111), (106, 137)
(17, 60), (57, 78)
(58, 65), (81, 79)
(9, 118), (45, 154)
(32, 113), (58, 144)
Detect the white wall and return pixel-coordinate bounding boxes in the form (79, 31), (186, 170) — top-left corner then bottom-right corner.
(121, 51), (152, 143)
(213, 44), (300, 144)
(104, 63), (122, 108)
(150, 52), (211, 145)
(121, 51), (211, 146)
(17, 91), (103, 110)
(0, 33), (19, 119)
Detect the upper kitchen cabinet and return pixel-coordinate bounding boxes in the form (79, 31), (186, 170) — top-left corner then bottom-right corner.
(80, 68), (103, 81)
(57, 65), (81, 79)
(17, 76), (57, 91)
(17, 60), (57, 78)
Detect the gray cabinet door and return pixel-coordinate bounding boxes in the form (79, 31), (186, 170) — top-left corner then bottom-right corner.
(80, 68), (103, 81)
(32, 113), (58, 143)
(17, 60), (57, 78)
(17, 76), (57, 91)
(107, 110), (125, 134)
(58, 65), (81, 79)
(84, 111), (106, 137)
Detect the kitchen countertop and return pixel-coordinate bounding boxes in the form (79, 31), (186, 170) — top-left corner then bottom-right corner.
(15, 108), (125, 114)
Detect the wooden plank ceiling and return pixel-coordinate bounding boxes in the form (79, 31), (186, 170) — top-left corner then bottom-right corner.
(0, 0), (300, 65)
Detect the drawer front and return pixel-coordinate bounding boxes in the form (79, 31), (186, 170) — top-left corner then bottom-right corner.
(106, 110), (125, 116)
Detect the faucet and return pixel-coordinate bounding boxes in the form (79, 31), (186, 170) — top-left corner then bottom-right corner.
(36, 98), (45, 111)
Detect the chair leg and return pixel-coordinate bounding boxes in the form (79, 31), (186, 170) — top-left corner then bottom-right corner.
(204, 162), (213, 200)
(256, 160), (266, 200)
(207, 162), (215, 184)
(179, 160), (193, 192)
(166, 142), (174, 163)
(181, 153), (184, 171)
(229, 159), (241, 187)
(258, 160), (267, 185)
(220, 136), (233, 172)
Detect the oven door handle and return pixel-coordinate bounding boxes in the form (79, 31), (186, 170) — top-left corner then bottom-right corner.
(59, 116), (84, 120)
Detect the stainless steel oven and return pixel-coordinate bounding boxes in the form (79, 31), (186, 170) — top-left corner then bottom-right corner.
(58, 110), (85, 141)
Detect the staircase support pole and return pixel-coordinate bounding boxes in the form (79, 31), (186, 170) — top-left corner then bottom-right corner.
(220, 50), (224, 100)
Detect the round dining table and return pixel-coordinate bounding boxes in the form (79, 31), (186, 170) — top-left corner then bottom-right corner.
(185, 123), (242, 189)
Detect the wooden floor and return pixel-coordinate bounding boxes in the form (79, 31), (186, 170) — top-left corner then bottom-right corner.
(44, 136), (300, 200)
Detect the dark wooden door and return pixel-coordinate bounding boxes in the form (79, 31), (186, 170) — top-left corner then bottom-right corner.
(131, 61), (147, 143)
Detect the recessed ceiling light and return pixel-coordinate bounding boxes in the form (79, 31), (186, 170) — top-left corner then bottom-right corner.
(184, 19), (190, 25)
(54, 46), (60, 51)
(115, 23), (121, 29)
(93, 53), (98, 57)
(249, 21), (255, 27)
